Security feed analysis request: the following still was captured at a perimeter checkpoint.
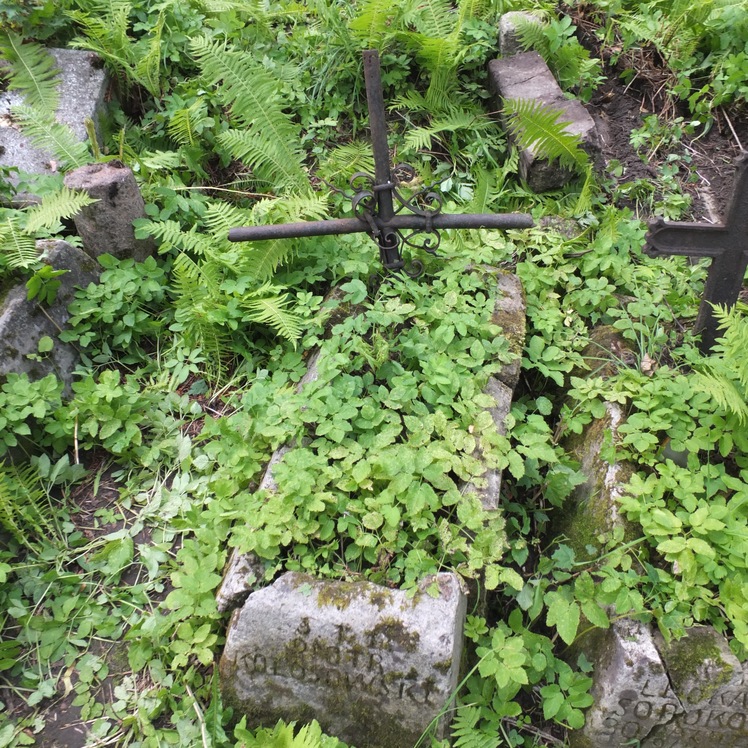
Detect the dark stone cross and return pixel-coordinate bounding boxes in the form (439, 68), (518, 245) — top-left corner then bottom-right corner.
(645, 153), (748, 353)
(228, 49), (534, 277)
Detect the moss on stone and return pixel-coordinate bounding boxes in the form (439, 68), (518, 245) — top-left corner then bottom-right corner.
(659, 628), (734, 705)
(364, 617), (419, 653)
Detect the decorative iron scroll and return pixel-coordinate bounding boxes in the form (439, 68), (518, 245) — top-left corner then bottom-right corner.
(228, 50), (534, 276)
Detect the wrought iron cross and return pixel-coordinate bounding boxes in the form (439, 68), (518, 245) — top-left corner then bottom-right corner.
(644, 154), (748, 353)
(228, 50), (534, 277)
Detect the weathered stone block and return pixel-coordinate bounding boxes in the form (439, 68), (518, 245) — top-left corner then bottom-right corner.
(571, 624), (748, 747)
(461, 376), (513, 512)
(560, 401), (637, 560)
(490, 270), (526, 389)
(487, 52), (600, 191)
(0, 48), (107, 187)
(569, 619), (682, 748)
(498, 11), (544, 57)
(0, 240), (99, 390)
(64, 161), (155, 261)
(220, 572), (466, 748)
(644, 628), (748, 747)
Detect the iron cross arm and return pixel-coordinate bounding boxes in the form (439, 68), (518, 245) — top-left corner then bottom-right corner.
(228, 49), (534, 276)
(644, 153), (748, 352)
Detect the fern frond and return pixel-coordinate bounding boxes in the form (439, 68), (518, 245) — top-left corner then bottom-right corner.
(450, 706), (501, 748)
(514, 15), (549, 53)
(24, 187), (98, 234)
(0, 212), (38, 269)
(191, 37), (307, 192)
(218, 129), (307, 193)
(318, 141), (376, 184)
(404, 108), (490, 152)
(139, 219), (212, 255)
(167, 99), (211, 148)
(348, 0), (400, 47)
(139, 150), (183, 171)
(134, 11), (164, 96)
(0, 33), (60, 111)
(202, 201), (253, 239)
(692, 370), (748, 424)
(0, 463), (60, 549)
(409, 0), (456, 38)
(241, 289), (302, 341)
(240, 239), (296, 281)
(503, 98), (588, 172)
(12, 104), (91, 170)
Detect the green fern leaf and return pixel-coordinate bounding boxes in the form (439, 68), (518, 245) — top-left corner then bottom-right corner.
(168, 100), (212, 148)
(503, 98), (588, 172)
(404, 108), (490, 152)
(24, 187), (98, 234)
(0, 463), (59, 549)
(218, 129), (307, 193)
(242, 289), (302, 341)
(133, 11), (164, 96)
(241, 239), (297, 281)
(202, 201), (253, 239)
(409, 0), (456, 38)
(0, 213), (38, 269)
(348, 0), (401, 47)
(12, 104), (91, 170)
(191, 37), (308, 192)
(0, 33), (60, 111)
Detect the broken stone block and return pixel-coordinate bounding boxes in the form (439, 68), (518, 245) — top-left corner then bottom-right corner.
(643, 627), (748, 747)
(461, 376), (513, 512)
(220, 572), (466, 748)
(0, 48), (107, 188)
(487, 51), (600, 191)
(216, 349), (322, 613)
(63, 161), (155, 261)
(560, 400), (637, 561)
(490, 270), (526, 390)
(569, 619), (682, 748)
(0, 240), (99, 390)
(498, 11), (544, 57)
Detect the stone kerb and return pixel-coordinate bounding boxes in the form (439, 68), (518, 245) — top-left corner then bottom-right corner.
(216, 271), (527, 612)
(0, 240), (99, 392)
(487, 51), (600, 192)
(0, 48), (107, 190)
(220, 572), (467, 748)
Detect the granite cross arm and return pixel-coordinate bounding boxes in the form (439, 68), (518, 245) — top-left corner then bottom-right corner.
(228, 49), (534, 277)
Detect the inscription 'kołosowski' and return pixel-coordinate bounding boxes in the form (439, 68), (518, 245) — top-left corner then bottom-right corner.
(219, 572), (467, 748)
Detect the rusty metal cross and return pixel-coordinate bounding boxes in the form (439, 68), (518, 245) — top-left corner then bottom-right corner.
(228, 49), (534, 277)
(645, 154), (748, 353)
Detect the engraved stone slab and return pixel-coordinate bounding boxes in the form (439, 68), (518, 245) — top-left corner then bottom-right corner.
(569, 619), (682, 747)
(643, 628), (748, 748)
(220, 572), (467, 748)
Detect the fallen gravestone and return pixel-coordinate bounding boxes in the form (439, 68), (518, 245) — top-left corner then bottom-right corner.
(0, 48), (107, 191)
(488, 51), (600, 191)
(0, 240), (99, 391)
(220, 572), (466, 748)
(571, 625), (748, 747)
